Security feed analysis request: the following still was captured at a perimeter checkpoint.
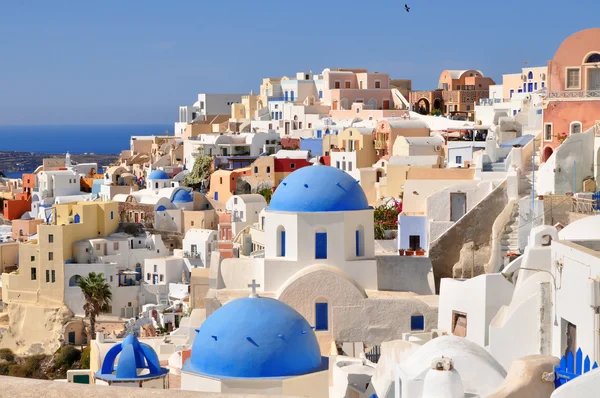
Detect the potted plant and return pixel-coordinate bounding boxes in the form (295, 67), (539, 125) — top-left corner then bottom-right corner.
(398, 249), (405, 256)
(416, 247), (425, 256)
(405, 249), (415, 256)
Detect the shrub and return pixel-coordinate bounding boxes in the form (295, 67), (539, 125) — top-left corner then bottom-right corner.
(81, 346), (91, 369)
(0, 362), (9, 375)
(0, 348), (15, 363)
(8, 364), (27, 378)
(55, 346), (81, 369)
(23, 355), (49, 379)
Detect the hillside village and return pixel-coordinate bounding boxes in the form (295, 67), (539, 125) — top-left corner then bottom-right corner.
(1, 27), (600, 397)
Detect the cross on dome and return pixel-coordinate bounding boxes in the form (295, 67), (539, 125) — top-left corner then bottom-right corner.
(248, 279), (261, 298)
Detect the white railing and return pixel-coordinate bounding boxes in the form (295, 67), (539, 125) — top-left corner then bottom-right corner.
(547, 90), (600, 100)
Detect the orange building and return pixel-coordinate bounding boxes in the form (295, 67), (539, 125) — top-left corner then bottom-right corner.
(542, 28), (600, 161)
(11, 219), (42, 242)
(2, 173), (35, 220)
(209, 167), (252, 203)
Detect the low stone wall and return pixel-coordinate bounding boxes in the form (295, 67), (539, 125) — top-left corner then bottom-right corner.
(376, 255), (435, 295)
(429, 180), (509, 292)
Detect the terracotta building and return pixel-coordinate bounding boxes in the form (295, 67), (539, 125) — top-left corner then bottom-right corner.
(541, 28), (600, 161)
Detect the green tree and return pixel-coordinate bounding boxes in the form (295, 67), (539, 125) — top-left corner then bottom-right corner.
(77, 272), (112, 340)
(183, 153), (213, 189)
(0, 348), (15, 362)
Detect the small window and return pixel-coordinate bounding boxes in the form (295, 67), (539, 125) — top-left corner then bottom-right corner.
(31, 268), (37, 280)
(266, 166), (271, 173)
(110, 211), (114, 220)
(46, 270), (50, 282)
(48, 252), (53, 261)
(154, 264), (158, 272)
(334, 81), (340, 89)
(319, 90), (323, 99)
(585, 53), (600, 63)
(315, 300), (328, 331)
(30, 256), (35, 262)
(109, 275), (113, 282)
(160, 274), (164, 282)
(375, 80), (381, 89)
(466, 105), (471, 111)
(566, 68), (580, 89)
(315, 231), (327, 259)
(113, 242), (119, 250)
(48, 234), (54, 243)
(570, 122), (582, 135)
(51, 270), (55, 282)
(544, 123), (553, 141)
(290, 163), (295, 169)
(191, 221), (195, 226)
(411, 314), (425, 331)
(456, 156), (462, 165)
(253, 166), (258, 173)
(345, 81), (351, 88)
(147, 273), (151, 280)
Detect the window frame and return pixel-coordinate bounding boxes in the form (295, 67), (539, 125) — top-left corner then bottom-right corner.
(570, 121), (582, 135)
(544, 123), (553, 142)
(565, 67), (581, 90)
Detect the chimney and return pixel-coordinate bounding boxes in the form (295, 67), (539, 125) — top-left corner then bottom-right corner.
(96, 332), (105, 343)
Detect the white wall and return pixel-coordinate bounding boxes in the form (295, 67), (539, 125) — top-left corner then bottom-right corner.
(398, 215), (427, 251)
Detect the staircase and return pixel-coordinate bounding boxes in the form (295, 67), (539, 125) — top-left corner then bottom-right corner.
(483, 157), (507, 172)
(500, 207), (520, 256)
(520, 147), (541, 199)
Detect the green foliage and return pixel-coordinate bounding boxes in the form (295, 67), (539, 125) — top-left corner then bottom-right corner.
(78, 272), (112, 339)
(8, 355), (49, 379)
(258, 187), (272, 204)
(373, 199), (402, 240)
(54, 346), (81, 370)
(430, 109), (443, 116)
(81, 346), (91, 369)
(183, 154), (213, 188)
(8, 364), (26, 377)
(0, 348), (15, 362)
(0, 362), (9, 375)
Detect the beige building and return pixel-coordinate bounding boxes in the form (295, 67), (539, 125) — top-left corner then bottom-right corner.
(374, 119), (431, 159)
(0, 242), (18, 273)
(392, 135), (445, 157)
(501, 66), (547, 99)
(182, 116), (230, 139)
(2, 201), (120, 306)
(335, 127), (377, 169)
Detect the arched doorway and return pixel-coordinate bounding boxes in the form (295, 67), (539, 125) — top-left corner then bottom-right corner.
(433, 99), (442, 112)
(543, 146), (554, 162)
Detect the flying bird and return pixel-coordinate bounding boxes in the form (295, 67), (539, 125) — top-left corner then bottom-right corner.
(405, 4), (410, 12)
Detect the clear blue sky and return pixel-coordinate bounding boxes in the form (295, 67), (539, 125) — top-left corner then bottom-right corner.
(1, 0), (598, 125)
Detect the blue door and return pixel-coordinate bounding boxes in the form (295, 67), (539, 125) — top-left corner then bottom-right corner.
(290, 91), (295, 101)
(214, 192), (219, 201)
(315, 232), (327, 259)
(509, 89), (514, 98)
(68, 331), (76, 344)
(280, 230), (286, 257)
(528, 82), (533, 92)
(284, 91), (288, 101)
(74, 214), (80, 223)
(355, 230), (360, 256)
(315, 302), (328, 331)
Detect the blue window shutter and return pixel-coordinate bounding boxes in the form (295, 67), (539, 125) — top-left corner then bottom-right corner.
(319, 90), (323, 99)
(315, 302), (328, 330)
(214, 192), (218, 201)
(355, 230), (360, 256)
(281, 230), (286, 257)
(315, 232), (327, 259)
(411, 315), (424, 330)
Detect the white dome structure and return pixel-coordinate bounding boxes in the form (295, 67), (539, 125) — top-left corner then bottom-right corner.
(558, 215), (600, 241)
(422, 358), (465, 398)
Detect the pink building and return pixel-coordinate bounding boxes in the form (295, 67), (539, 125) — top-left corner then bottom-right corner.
(322, 68), (399, 111)
(542, 28), (600, 161)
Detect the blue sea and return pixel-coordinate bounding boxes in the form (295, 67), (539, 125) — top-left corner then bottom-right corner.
(0, 124), (172, 154)
(0, 124), (172, 178)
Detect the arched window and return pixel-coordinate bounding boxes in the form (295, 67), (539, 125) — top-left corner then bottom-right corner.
(527, 71), (533, 80)
(368, 98), (377, 109)
(411, 314), (425, 331)
(585, 53), (600, 63)
(315, 227), (327, 259)
(570, 121), (582, 135)
(355, 225), (365, 257)
(69, 275), (81, 287)
(277, 225), (286, 257)
(315, 298), (328, 331)
(266, 166), (271, 173)
(253, 166), (258, 174)
(74, 214), (80, 224)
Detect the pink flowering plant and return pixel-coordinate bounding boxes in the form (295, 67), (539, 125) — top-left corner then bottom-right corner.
(374, 198), (402, 239)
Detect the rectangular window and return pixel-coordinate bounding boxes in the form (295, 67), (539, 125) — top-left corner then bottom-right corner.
(31, 268), (36, 280)
(110, 211), (114, 220)
(191, 244), (197, 254)
(315, 232), (327, 259)
(319, 90), (323, 99)
(375, 80), (381, 89)
(345, 81), (351, 88)
(566, 68), (580, 89)
(355, 230), (360, 257)
(190, 221), (194, 226)
(290, 163), (295, 169)
(544, 123), (553, 141)
(52, 270), (55, 283)
(280, 230), (286, 257)
(109, 275), (113, 282)
(456, 156), (462, 165)
(466, 105), (471, 111)
(48, 252), (53, 261)
(30, 256), (35, 262)
(315, 302), (328, 331)
(336, 161), (340, 169)
(46, 270), (50, 283)
(48, 234), (54, 243)
(334, 81), (340, 89)
(160, 274), (164, 282)
(348, 162), (353, 171)
(95, 244), (100, 250)
(452, 311), (467, 337)
(154, 264), (158, 272)
(411, 315), (425, 331)
(113, 242), (119, 250)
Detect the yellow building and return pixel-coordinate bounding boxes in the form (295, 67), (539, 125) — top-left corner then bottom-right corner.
(2, 201), (119, 306)
(336, 127), (377, 169)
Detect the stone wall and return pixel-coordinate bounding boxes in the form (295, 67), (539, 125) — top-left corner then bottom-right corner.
(375, 256), (435, 295)
(542, 195), (572, 226)
(429, 180), (508, 292)
(118, 202), (155, 225)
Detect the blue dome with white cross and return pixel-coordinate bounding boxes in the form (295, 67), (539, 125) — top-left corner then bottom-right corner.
(183, 295), (325, 378)
(148, 169), (170, 180)
(268, 164), (370, 212)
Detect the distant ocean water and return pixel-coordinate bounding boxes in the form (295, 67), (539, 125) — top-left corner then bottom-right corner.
(0, 124), (172, 154)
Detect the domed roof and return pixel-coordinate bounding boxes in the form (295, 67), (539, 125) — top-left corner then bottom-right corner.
(268, 165), (370, 212)
(559, 215), (600, 241)
(172, 189), (193, 203)
(183, 296), (323, 378)
(148, 169), (169, 180)
(95, 334), (168, 381)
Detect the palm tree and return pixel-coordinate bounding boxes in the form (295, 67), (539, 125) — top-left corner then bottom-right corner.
(77, 272), (112, 340)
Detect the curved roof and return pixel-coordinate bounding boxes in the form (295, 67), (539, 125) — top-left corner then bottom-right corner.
(148, 169), (169, 180)
(268, 165), (370, 213)
(172, 189), (193, 203)
(183, 296), (323, 378)
(445, 69), (484, 79)
(559, 215), (600, 241)
(95, 334), (168, 381)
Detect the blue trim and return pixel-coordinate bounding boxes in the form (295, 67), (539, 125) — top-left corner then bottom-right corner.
(280, 230), (286, 257)
(74, 214), (80, 224)
(411, 315), (425, 330)
(315, 232), (327, 259)
(315, 302), (328, 331)
(355, 230), (360, 257)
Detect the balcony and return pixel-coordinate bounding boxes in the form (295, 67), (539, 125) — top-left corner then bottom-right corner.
(268, 96), (285, 102)
(183, 251), (201, 259)
(547, 90), (600, 101)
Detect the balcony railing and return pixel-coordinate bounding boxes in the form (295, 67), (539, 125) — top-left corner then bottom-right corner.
(183, 251), (201, 259)
(478, 98), (510, 106)
(268, 96), (285, 102)
(547, 90), (600, 101)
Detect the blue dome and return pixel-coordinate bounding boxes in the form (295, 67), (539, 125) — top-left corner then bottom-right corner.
(268, 165), (370, 212)
(95, 334), (169, 381)
(172, 189), (193, 203)
(148, 169), (169, 180)
(183, 297), (324, 378)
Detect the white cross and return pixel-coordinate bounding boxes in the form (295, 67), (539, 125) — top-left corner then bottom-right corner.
(248, 279), (261, 298)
